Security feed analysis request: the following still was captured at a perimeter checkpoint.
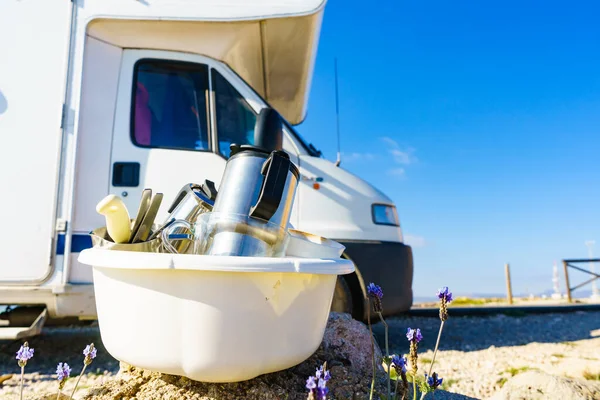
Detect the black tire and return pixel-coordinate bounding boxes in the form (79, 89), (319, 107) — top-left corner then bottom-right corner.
(330, 276), (353, 315)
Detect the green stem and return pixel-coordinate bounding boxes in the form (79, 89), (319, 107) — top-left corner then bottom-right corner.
(427, 321), (445, 377)
(56, 389), (61, 400)
(412, 378), (417, 400)
(394, 378), (399, 400)
(368, 300), (375, 400)
(419, 392), (426, 400)
(20, 365), (24, 400)
(70, 364), (87, 400)
(377, 312), (391, 400)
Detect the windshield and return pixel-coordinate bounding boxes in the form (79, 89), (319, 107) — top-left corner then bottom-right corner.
(225, 66), (322, 157)
(281, 119), (322, 158)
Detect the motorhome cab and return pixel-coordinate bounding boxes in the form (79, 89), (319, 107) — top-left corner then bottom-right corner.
(0, 0), (413, 338)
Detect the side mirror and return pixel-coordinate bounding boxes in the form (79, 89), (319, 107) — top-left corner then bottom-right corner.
(254, 107), (283, 152)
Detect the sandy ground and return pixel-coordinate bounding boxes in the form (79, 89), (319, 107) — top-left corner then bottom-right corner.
(0, 326), (118, 399)
(0, 311), (598, 399)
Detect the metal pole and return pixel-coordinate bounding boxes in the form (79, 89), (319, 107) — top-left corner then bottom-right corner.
(552, 261), (561, 299)
(505, 263), (513, 305)
(585, 240), (599, 299)
(563, 260), (572, 303)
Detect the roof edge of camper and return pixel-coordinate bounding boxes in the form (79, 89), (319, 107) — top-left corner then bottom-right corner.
(80, 0), (326, 124)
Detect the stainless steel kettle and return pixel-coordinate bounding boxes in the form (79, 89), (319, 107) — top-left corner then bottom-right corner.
(207, 109), (299, 256)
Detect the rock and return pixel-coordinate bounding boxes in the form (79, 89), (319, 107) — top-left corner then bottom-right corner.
(488, 370), (600, 400)
(58, 313), (386, 400)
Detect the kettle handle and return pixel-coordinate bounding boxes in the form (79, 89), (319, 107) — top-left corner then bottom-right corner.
(167, 184), (202, 213)
(250, 151), (291, 221)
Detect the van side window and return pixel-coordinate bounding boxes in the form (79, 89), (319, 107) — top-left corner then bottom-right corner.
(131, 60), (210, 151)
(212, 70), (257, 158)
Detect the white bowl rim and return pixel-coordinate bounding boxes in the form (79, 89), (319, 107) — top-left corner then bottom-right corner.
(78, 248), (355, 275)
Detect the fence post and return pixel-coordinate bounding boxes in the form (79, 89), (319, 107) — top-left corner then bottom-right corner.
(563, 260), (572, 303)
(505, 263), (513, 305)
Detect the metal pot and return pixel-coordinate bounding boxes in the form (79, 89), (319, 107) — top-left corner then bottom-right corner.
(162, 182), (214, 253)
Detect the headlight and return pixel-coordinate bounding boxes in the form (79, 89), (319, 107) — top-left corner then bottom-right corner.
(371, 204), (399, 226)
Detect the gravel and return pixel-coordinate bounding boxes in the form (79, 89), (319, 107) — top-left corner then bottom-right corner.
(372, 310), (600, 398)
(0, 311), (598, 399)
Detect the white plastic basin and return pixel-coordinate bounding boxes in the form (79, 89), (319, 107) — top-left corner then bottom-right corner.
(78, 249), (354, 382)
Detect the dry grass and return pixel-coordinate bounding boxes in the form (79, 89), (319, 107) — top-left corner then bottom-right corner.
(583, 370), (600, 381)
(450, 297), (499, 306)
(505, 366), (532, 377)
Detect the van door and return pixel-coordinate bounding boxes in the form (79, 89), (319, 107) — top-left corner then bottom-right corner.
(110, 51), (224, 219)
(0, 1), (71, 282)
(111, 50), (296, 222)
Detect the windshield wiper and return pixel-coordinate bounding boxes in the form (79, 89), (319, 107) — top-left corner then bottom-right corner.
(308, 143), (322, 157)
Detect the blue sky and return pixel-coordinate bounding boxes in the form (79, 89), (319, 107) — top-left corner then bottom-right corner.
(297, 0), (600, 298)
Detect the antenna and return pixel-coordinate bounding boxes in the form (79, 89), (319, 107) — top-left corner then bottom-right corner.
(334, 57), (342, 167)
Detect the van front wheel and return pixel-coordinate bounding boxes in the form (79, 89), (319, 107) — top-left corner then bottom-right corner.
(330, 277), (353, 315)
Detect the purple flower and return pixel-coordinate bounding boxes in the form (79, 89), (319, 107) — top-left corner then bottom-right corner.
(83, 344), (97, 359)
(437, 287), (453, 303)
(426, 372), (443, 390)
(56, 362), (71, 381)
(367, 283), (384, 313)
(391, 354), (407, 374)
(367, 283), (383, 299)
(16, 343), (34, 365)
(406, 328), (423, 343)
(315, 365), (323, 379)
(83, 343), (97, 365)
(316, 378), (329, 399)
(307, 364), (330, 399)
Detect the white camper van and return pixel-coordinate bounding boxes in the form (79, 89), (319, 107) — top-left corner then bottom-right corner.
(0, 0), (413, 338)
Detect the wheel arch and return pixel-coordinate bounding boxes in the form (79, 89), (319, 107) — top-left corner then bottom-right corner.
(341, 252), (368, 320)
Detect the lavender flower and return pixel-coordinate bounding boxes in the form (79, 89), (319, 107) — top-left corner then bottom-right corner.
(437, 286), (453, 321)
(316, 378), (329, 399)
(83, 343), (97, 366)
(16, 342), (34, 367)
(406, 328), (423, 343)
(407, 326), (423, 400)
(391, 354), (407, 374)
(56, 362), (71, 390)
(391, 354), (409, 400)
(314, 365), (331, 382)
(367, 282), (383, 299)
(367, 282), (383, 313)
(426, 372), (443, 390)
(437, 287), (453, 303)
(306, 363), (330, 400)
(16, 342), (34, 400)
(70, 343), (98, 399)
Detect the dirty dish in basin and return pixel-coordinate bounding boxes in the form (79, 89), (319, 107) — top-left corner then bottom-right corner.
(286, 229), (345, 258)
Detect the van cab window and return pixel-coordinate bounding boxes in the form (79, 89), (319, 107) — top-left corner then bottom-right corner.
(131, 60), (210, 151)
(212, 70), (257, 158)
